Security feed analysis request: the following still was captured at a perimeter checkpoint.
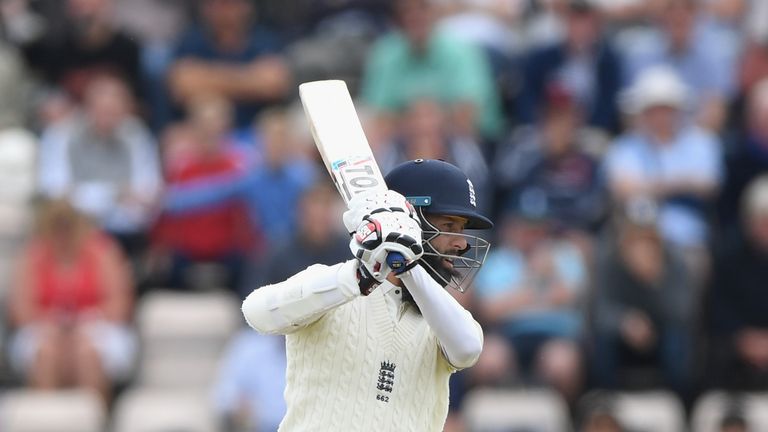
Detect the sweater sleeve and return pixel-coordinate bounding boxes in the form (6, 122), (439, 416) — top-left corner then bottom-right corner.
(398, 266), (484, 370)
(241, 260), (361, 335)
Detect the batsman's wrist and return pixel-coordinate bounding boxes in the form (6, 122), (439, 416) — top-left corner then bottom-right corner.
(356, 262), (380, 296)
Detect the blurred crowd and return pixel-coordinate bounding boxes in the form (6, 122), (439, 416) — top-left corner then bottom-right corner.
(0, 0), (767, 431)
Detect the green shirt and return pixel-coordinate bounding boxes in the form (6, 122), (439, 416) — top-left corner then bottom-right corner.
(362, 29), (503, 139)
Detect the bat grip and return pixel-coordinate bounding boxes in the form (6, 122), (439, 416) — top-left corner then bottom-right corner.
(386, 252), (407, 274)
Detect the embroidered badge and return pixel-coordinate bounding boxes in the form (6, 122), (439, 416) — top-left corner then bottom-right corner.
(376, 361), (396, 403)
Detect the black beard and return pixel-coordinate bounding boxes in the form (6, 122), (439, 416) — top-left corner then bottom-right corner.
(419, 253), (460, 288)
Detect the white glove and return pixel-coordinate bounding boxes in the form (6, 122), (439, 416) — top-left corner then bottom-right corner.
(350, 210), (423, 292)
(343, 189), (416, 234)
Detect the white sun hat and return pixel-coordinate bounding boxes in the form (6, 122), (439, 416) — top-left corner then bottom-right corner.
(619, 65), (690, 114)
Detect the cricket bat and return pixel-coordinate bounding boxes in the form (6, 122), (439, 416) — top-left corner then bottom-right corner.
(298, 80), (405, 271)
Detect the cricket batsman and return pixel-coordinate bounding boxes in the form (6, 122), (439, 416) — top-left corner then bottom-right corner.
(242, 159), (493, 431)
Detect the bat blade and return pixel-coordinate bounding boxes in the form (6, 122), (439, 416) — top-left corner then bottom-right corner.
(299, 80), (405, 271)
(298, 80), (387, 205)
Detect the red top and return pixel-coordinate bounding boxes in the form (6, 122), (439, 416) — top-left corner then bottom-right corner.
(28, 232), (110, 315)
(153, 151), (256, 259)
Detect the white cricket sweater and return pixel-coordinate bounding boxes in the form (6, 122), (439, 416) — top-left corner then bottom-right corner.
(242, 260), (482, 431)
(280, 285), (453, 431)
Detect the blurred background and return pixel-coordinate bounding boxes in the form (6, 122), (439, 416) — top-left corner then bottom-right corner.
(0, 0), (765, 431)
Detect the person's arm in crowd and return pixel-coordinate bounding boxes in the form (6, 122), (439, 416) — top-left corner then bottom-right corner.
(9, 247), (39, 327)
(163, 170), (252, 214)
(168, 56), (291, 104)
(399, 265), (484, 370)
(606, 133), (722, 201)
(97, 236), (133, 323)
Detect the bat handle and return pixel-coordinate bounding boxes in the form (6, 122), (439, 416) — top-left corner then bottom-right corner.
(386, 252), (407, 274)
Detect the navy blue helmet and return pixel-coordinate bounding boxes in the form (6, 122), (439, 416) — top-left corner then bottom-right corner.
(385, 159), (493, 292)
(385, 159), (493, 229)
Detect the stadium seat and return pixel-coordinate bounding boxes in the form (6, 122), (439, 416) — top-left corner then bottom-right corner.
(462, 387), (571, 432)
(136, 290), (241, 389)
(612, 390), (686, 432)
(0, 389), (105, 432)
(691, 391), (768, 432)
(112, 387), (218, 432)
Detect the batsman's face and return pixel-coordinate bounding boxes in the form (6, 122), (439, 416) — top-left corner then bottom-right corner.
(424, 215), (468, 271)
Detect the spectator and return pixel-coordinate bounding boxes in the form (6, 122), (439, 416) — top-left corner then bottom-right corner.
(7, 199), (136, 403)
(517, 0), (622, 134)
(590, 198), (694, 395)
(618, 0), (740, 131)
(378, 98), (492, 217)
(168, 0), (291, 129)
(361, 0), (502, 140)
(709, 175), (768, 390)
(151, 94), (257, 291)
(37, 74), (162, 256)
(495, 81), (607, 232)
(718, 78), (768, 236)
(473, 198), (587, 401)
(605, 66), (722, 282)
(20, 0), (141, 101)
(163, 107), (318, 257)
(212, 329), (287, 432)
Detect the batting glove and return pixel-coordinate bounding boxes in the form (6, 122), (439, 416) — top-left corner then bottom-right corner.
(342, 189), (418, 234)
(350, 210), (423, 295)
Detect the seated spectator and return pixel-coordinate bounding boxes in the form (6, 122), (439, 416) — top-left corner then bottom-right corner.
(473, 197), (587, 401)
(377, 98), (492, 217)
(168, 0), (291, 129)
(163, 107), (318, 255)
(7, 199), (136, 403)
(495, 81), (607, 232)
(37, 74), (162, 255)
(517, 0), (622, 134)
(606, 66), (722, 282)
(19, 0), (141, 101)
(212, 329), (286, 432)
(618, 0), (740, 131)
(718, 78), (768, 237)
(151, 94), (257, 292)
(709, 175), (768, 390)
(590, 198), (694, 395)
(360, 0), (502, 140)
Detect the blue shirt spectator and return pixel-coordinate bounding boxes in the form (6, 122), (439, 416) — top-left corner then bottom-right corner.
(606, 66), (723, 250)
(168, 0), (290, 129)
(517, 1), (622, 133)
(213, 329), (287, 432)
(617, 0), (741, 131)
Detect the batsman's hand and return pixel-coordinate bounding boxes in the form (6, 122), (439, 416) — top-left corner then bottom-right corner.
(343, 189), (418, 234)
(350, 210), (423, 295)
